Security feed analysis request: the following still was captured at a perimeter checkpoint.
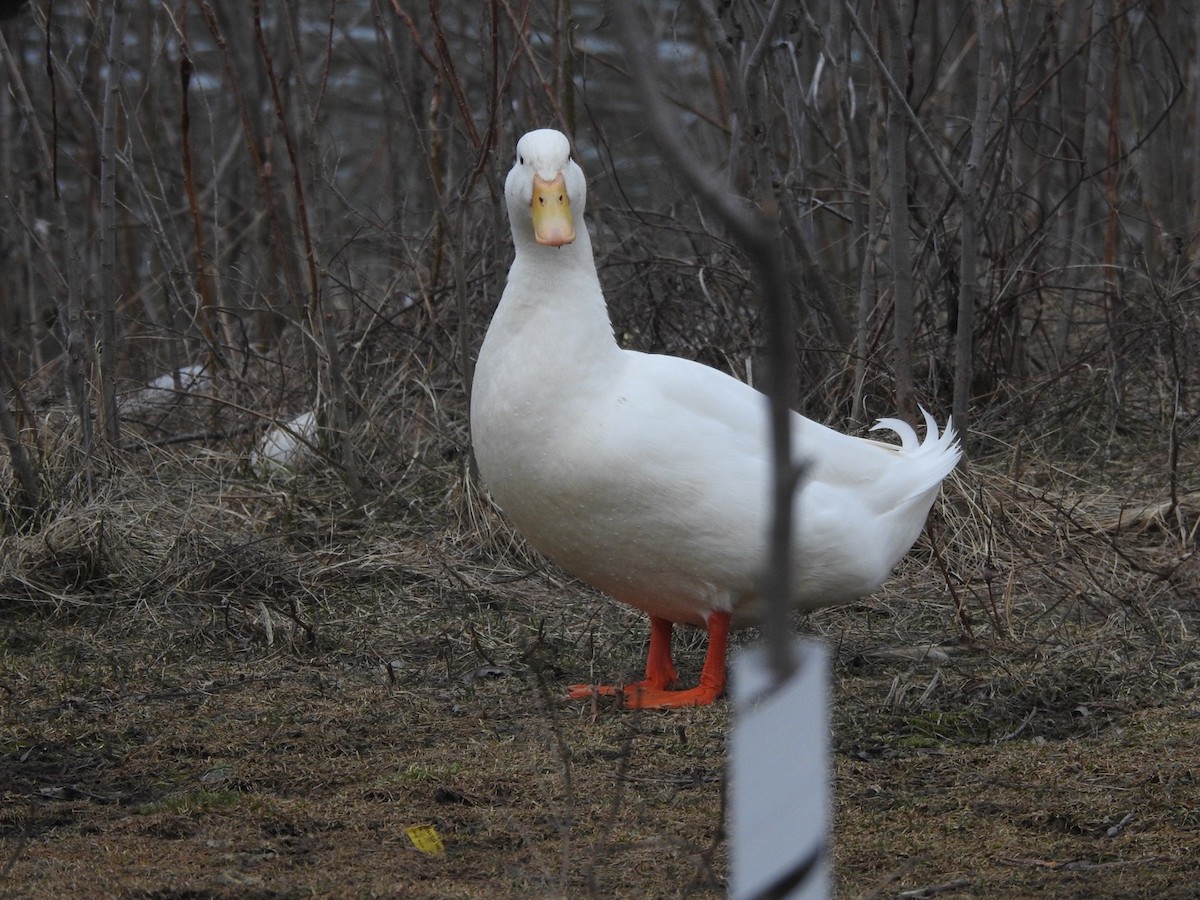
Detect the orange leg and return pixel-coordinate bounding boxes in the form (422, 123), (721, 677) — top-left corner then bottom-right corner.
(639, 615), (679, 689)
(566, 611), (731, 709)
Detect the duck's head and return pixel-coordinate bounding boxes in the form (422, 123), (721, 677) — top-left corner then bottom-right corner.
(505, 129), (584, 248)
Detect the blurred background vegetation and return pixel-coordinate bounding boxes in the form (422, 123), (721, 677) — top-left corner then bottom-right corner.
(0, 0), (1196, 543)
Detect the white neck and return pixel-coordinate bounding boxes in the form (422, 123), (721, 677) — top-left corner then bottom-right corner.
(496, 223), (618, 354)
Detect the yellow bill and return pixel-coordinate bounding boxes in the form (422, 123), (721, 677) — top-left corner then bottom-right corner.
(531, 173), (576, 246)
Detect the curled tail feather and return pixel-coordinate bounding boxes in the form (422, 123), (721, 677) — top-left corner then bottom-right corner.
(869, 406), (962, 504)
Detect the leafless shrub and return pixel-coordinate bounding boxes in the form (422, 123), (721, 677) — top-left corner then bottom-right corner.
(0, 1), (1191, 627)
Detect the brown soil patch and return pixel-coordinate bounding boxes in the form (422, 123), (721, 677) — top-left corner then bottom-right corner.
(2, 451), (1199, 898)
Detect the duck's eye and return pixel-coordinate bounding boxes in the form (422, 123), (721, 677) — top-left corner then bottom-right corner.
(518, 154), (525, 165)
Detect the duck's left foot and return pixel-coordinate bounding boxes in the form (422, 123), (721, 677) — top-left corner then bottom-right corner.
(564, 676), (669, 701)
(565, 614), (682, 702)
(565, 682), (620, 700)
(564, 681), (721, 708)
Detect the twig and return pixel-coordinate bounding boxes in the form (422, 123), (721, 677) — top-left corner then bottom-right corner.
(119, 423), (264, 453)
(928, 497), (973, 638)
(952, 0), (993, 433)
(840, 0), (964, 202)
(177, 19), (221, 364)
(584, 725), (637, 894)
(0, 355), (40, 525)
(998, 705), (1037, 742)
(531, 666), (574, 891)
(97, 0), (128, 445)
(997, 855), (1172, 872)
(897, 879), (971, 898)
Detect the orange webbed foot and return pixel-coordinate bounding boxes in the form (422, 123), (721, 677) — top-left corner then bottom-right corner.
(620, 682), (723, 709)
(564, 679), (722, 708)
(564, 677), (676, 702)
(565, 682), (620, 700)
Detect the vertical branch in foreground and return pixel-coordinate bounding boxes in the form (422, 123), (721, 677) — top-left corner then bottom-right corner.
(880, 0), (915, 421)
(616, 15), (830, 896)
(953, 1), (993, 432)
(614, 4), (796, 683)
(252, 1), (364, 507)
(98, 0), (128, 444)
(430, 0), (482, 412)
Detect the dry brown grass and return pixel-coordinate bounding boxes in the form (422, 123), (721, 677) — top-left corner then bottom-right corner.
(2, 386), (1198, 897)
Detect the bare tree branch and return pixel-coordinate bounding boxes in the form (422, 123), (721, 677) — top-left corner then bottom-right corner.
(98, 0), (128, 445)
(953, 0), (994, 433)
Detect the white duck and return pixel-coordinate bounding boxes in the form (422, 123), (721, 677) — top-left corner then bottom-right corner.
(471, 129), (961, 708)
